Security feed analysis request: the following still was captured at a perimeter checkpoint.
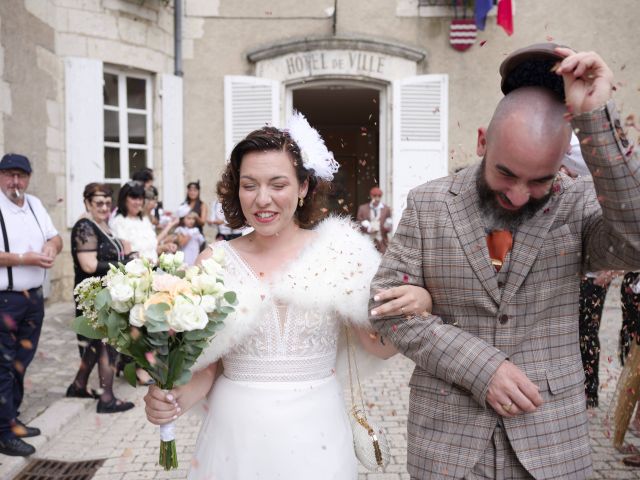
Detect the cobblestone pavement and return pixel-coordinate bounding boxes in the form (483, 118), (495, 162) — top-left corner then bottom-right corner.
(2, 279), (640, 479)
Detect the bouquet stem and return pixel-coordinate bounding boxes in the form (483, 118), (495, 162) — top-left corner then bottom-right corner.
(159, 421), (178, 470)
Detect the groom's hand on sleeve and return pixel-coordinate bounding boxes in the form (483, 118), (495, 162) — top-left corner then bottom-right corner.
(486, 360), (543, 417)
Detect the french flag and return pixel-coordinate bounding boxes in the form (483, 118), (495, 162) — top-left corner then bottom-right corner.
(474, 0), (493, 30)
(497, 0), (514, 36)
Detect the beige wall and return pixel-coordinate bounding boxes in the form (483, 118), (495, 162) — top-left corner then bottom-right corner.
(185, 0), (638, 181)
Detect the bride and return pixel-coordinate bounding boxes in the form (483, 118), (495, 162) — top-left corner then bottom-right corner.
(143, 113), (430, 479)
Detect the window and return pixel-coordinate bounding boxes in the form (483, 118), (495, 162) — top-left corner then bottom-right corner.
(102, 69), (153, 194)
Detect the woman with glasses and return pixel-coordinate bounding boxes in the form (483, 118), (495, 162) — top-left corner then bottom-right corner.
(66, 182), (135, 413)
(110, 181), (178, 264)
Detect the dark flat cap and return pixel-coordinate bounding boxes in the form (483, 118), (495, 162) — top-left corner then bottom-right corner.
(0, 153), (32, 173)
(499, 42), (567, 100)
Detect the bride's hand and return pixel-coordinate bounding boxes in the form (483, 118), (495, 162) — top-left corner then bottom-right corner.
(144, 384), (182, 425)
(371, 285), (432, 317)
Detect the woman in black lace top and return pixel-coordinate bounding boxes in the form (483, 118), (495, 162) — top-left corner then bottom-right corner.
(66, 183), (134, 414)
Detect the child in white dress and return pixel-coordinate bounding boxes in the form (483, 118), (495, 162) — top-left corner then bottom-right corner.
(175, 211), (205, 266)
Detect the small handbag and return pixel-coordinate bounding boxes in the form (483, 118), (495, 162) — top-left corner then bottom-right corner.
(345, 328), (391, 471)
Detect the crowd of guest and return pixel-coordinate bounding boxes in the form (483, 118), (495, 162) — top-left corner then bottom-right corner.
(0, 157), (242, 457)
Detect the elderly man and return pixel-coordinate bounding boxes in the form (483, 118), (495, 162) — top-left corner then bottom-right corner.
(370, 45), (639, 479)
(0, 153), (62, 457)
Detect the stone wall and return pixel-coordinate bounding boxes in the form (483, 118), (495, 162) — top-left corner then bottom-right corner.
(0, 0), (180, 301)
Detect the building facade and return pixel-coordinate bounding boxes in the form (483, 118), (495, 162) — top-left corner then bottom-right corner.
(0, 0), (638, 300)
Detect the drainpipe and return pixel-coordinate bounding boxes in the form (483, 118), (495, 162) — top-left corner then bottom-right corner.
(174, 0), (183, 76)
(332, 0), (337, 36)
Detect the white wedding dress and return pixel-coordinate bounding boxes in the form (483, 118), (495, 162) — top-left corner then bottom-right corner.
(188, 241), (358, 480)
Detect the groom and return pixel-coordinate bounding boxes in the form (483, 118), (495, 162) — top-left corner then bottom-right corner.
(370, 44), (639, 479)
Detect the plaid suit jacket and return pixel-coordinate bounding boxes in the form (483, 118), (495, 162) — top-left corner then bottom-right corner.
(370, 101), (639, 480)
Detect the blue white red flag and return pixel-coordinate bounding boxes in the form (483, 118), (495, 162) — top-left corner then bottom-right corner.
(474, 0), (494, 30)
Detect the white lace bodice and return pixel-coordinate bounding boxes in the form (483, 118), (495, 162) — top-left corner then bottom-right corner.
(221, 242), (341, 382)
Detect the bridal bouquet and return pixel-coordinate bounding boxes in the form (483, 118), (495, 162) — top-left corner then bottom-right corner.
(73, 251), (236, 470)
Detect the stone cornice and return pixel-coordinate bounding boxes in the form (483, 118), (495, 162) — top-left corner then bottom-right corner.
(247, 36), (427, 64)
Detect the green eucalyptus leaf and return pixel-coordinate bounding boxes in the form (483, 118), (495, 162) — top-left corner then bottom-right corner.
(123, 361), (138, 388)
(146, 303), (170, 322)
(223, 291), (238, 305)
(175, 369), (192, 386)
(71, 316), (105, 340)
(105, 311), (126, 339)
(95, 288), (111, 311)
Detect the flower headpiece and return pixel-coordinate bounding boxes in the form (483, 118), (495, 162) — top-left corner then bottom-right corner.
(286, 111), (339, 181)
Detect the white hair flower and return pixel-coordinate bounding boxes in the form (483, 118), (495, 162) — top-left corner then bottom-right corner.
(286, 111), (339, 181)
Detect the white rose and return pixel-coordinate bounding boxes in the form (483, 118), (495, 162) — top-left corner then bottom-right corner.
(191, 274), (219, 295)
(173, 251), (185, 266)
(106, 271), (128, 288)
(167, 296), (208, 332)
(159, 253), (174, 271)
(200, 258), (221, 277)
(109, 282), (134, 313)
(129, 304), (146, 327)
(125, 259), (148, 277)
(199, 294), (218, 313)
(184, 266), (200, 281)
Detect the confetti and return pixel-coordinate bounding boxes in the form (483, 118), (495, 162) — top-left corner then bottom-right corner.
(145, 351), (157, 365)
(479, 40), (487, 47)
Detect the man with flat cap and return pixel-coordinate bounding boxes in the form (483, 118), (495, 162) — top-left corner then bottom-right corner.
(0, 153), (62, 457)
(370, 44), (639, 479)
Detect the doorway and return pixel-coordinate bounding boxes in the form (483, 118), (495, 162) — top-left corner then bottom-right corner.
(292, 85), (380, 219)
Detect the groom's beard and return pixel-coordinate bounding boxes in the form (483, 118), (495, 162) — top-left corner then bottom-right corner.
(476, 159), (552, 231)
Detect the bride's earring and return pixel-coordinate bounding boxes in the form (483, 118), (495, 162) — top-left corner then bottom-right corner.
(298, 197), (304, 207)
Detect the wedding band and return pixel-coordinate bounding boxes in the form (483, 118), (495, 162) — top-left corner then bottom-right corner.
(502, 402), (513, 412)
(400, 306), (405, 314)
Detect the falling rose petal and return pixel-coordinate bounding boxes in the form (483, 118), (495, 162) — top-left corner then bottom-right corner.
(392, 324), (398, 332)
(145, 351), (157, 365)
(2, 314), (16, 330)
(546, 35), (554, 41)
(402, 274), (409, 283)
(19, 339), (33, 350)
(14, 361), (24, 375)
(11, 424), (27, 437)
(479, 40), (487, 47)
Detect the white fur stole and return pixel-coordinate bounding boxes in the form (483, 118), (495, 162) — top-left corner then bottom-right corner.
(191, 216), (381, 372)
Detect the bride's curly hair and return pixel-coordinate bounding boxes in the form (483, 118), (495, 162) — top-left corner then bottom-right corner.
(217, 126), (328, 229)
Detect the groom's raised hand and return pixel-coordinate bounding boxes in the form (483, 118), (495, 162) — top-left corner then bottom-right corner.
(555, 48), (614, 115)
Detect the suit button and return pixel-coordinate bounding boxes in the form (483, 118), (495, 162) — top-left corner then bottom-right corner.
(499, 314), (509, 324)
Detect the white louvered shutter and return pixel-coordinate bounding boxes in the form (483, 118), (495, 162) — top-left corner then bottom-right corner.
(224, 76), (280, 158)
(161, 74), (184, 213)
(65, 57), (104, 227)
(392, 75), (448, 229)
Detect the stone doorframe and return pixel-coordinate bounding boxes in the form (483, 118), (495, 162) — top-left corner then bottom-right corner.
(245, 35), (427, 205)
